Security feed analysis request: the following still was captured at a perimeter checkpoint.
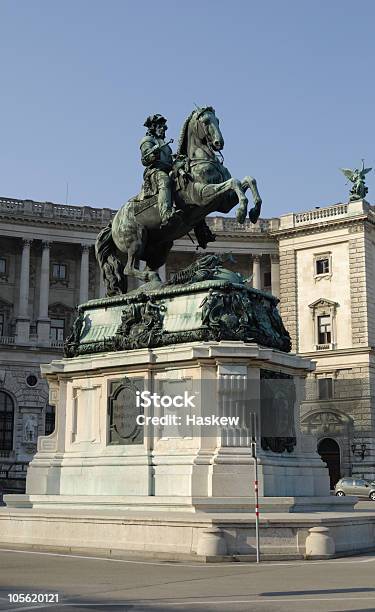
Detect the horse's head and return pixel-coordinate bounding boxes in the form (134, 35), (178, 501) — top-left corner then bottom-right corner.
(194, 106), (224, 152)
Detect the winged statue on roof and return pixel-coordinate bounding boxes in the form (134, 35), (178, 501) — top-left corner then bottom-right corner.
(340, 160), (372, 201)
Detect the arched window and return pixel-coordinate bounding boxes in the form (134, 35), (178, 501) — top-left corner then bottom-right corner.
(0, 391), (14, 452)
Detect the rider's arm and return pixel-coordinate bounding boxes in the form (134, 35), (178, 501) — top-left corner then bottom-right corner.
(141, 139), (160, 166)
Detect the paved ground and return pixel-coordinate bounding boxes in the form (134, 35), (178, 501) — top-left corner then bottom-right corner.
(1, 548), (375, 611)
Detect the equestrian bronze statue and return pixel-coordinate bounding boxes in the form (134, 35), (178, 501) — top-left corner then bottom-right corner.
(95, 106), (262, 295)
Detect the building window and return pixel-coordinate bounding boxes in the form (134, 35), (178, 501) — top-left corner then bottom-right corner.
(316, 258), (330, 275)
(318, 315), (332, 345)
(0, 314), (4, 336)
(309, 298), (338, 350)
(263, 271), (271, 288)
(26, 375), (38, 387)
(0, 258), (6, 275)
(314, 253), (332, 279)
(318, 378), (333, 400)
(0, 391), (14, 452)
(45, 405), (56, 436)
(52, 263), (67, 281)
(50, 319), (65, 342)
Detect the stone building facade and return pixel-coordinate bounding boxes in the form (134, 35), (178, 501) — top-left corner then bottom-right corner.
(277, 200), (375, 486)
(0, 195), (374, 491)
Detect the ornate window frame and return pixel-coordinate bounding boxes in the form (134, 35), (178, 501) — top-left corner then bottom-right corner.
(51, 261), (69, 287)
(314, 252), (332, 281)
(309, 298), (338, 350)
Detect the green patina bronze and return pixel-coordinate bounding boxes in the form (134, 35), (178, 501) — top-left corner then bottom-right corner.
(66, 107), (293, 357)
(64, 255), (291, 357)
(95, 107), (262, 296)
(341, 160), (372, 201)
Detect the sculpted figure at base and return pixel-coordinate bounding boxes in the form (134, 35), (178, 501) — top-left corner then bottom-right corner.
(96, 106), (263, 296)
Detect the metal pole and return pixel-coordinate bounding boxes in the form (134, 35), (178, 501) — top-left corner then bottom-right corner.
(251, 437), (260, 563)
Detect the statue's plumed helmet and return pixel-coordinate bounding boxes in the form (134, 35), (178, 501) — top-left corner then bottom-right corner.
(144, 114), (167, 128)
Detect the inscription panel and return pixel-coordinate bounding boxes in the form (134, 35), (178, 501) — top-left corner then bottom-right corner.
(108, 377), (144, 445)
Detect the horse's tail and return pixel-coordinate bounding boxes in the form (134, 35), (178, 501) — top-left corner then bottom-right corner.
(95, 221), (127, 296)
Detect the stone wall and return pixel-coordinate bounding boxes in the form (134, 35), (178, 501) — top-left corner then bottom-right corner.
(279, 248), (298, 352)
(349, 230), (369, 347)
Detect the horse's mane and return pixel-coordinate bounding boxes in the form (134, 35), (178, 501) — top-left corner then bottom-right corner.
(176, 106), (216, 157)
(176, 110), (195, 157)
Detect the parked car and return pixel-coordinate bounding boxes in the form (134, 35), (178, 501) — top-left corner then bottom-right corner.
(335, 477), (375, 500)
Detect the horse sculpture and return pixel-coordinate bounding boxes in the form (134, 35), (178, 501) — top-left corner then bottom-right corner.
(95, 106), (262, 295)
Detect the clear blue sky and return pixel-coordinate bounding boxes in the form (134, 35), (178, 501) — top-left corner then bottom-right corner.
(1, 0), (375, 217)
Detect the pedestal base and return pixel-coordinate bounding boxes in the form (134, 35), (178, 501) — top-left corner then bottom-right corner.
(20, 342), (329, 500)
(0, 505), (373, 561)
(4, 340), (353, 560)
(3, 493), (356, 513)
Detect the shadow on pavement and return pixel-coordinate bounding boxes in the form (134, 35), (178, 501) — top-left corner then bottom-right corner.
(261, 587), (375, 596)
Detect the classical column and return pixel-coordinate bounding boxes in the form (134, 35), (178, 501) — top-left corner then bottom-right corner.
(16, 239), (32, 343)
(270, 254), (280, 298)
(252, 254), (261, 290)
(79, 245), (90, 304)
(37, 241), (51, 344)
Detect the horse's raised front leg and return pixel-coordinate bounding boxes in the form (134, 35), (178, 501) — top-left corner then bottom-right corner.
(241, 176), (262, 223)
(201, 178), (248, 224)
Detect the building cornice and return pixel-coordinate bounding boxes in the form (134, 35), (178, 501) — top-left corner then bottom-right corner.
(273, 215), (369, 240)
(3, 196), (375, 242)
(274, 200), (375, 239)
(0, 196), (274, 240)
(300, 346), (375, 359)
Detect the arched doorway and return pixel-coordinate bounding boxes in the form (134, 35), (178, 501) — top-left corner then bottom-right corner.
(318, 438), (341, 489)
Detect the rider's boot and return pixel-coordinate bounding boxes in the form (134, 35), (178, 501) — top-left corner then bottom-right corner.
(159, 188), (183, 227)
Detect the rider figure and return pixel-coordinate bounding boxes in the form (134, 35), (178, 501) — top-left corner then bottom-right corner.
(140, 114), (178, 227)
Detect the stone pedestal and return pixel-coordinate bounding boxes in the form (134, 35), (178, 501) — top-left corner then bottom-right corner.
(3, 341), (373, 560)
(16, 341), (330, 504)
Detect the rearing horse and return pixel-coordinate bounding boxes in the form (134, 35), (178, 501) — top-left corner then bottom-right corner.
(95, 106), (262, 295)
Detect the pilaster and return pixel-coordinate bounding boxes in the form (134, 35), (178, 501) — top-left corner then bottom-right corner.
(16, 239), (32, 343)
(270, 253), (280, 298)
(37, 241), (51, 345)
(79, 245), (90, 304)
(279, 248), (298, 352)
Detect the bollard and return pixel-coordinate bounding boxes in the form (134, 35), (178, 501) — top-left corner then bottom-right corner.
(305, 526), (335, 559)
(197, 527), (227, 557)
